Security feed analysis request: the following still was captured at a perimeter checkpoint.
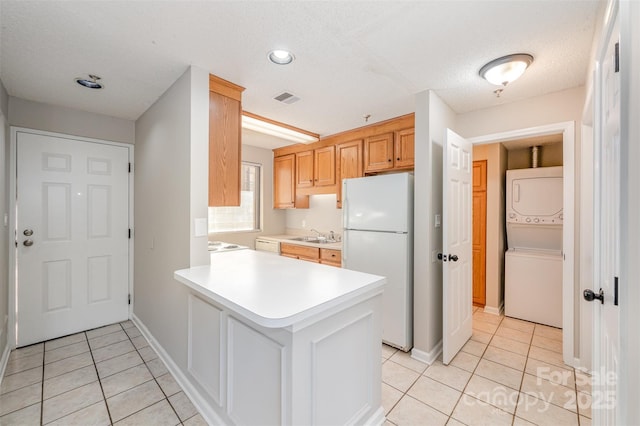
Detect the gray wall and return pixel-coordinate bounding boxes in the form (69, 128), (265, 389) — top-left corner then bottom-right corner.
(8, 97), (135, 144)
(0, 80), (8, 355)
(133, 66), (210, 374)
(134, 68), (192, 368)
(413, 90), (456, 361)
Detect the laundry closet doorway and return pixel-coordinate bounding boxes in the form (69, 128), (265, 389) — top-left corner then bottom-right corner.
(469, 121), (576, 367)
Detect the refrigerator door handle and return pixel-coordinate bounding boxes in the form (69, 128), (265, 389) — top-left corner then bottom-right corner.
(342, 231), (347, 263)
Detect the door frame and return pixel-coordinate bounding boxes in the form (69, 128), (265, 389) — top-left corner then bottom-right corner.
(8, 127), (134, 349)
(469, 120), (576, 367)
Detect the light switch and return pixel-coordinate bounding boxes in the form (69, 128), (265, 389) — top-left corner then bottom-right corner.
(434, 214), (441, 228)
(194, 218), (208, 237)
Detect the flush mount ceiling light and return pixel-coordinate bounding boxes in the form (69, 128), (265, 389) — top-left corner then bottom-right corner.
(268, 49), (295, 65)
(479, 54), (534, 86)
(242, 112), (318, 144)
(75, 74), (104, 89)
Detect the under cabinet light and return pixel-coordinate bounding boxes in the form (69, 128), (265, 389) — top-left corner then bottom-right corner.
(241, 113), (319, 144)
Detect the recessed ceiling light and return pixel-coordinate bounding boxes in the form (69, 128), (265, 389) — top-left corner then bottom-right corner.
(268, 50), (294, 65)
(75, 74), (104, 89)
(479, 54), (533, 86)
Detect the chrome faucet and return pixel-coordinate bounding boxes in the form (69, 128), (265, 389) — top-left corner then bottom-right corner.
(310, 228), (322, 237)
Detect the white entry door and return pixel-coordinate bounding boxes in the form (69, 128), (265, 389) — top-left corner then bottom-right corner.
(16, 130), (130, 347)
(591, 9), (620, 425)
(442, 129), (473, 364)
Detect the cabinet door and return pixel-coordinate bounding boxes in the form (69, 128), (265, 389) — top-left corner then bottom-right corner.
(363, 133), (394, 172)
(394, 128), (415, 169)
(209, 91), (241, 206)
(296, 151), (314, 188)
(335, 139), (363, 208)
(314, 146), (336, 187)
(320, 248), (342, 267)
(274, 155), (295, 208)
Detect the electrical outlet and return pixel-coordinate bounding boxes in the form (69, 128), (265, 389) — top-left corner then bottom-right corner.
(302, 220), (306, 228)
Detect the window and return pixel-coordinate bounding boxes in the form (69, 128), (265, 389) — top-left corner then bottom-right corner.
(209, 162), (261, 233)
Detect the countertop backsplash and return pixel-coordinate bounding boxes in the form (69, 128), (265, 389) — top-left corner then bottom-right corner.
(285, 194), (342, 237)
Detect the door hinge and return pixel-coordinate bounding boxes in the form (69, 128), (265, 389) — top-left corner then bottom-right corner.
(128, 228), (131, 239)
(128, 162), (132, 173)
(614, 276), (619, 306)
(615, 42), (620, 73)
(128, 294), (131, 305)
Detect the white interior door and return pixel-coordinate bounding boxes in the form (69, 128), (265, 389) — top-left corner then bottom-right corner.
(442, 129), (473, 364)
(16, 130), (130, 346)
(591, 10), (620, 425)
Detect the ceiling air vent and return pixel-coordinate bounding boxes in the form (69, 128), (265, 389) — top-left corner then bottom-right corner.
(273, 92), (300, 104)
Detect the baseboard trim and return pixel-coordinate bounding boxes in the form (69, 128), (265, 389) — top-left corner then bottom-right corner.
(131, 313), (226, 426)
(364, 406), (386, 426)
(410, 340), (442, 365)
(484, 302), (504, 316)
(0, 340), (10, 387)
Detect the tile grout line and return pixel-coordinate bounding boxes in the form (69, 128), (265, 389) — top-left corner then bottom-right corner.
(511, 320), (535, 426)
(125, 322), (185, 424)
(86, 328), (116, 426)
(40, 341), (45, 426)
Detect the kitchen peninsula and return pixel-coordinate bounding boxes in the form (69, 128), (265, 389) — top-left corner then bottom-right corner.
(174, 249), (386, 425)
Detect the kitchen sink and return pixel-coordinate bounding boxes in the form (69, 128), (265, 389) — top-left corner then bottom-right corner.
(289, 236), (335, 244)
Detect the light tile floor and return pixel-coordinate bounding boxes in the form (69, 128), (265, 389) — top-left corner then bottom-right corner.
(382, 307), (592, 426)
(0, 320), (207, 426)
(1, 309), (592, 426)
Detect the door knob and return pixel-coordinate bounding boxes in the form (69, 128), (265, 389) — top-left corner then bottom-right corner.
(23, 229), (33, 236)
(23, 239), (34, 247)
(448, 254), (459, 262)
(583, 288), (604, 304)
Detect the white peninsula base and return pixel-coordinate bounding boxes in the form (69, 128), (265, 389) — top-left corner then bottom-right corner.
(173, 250), (386, 425)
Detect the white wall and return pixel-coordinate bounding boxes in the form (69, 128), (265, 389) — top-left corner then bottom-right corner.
(134, 67), (194, 369)
(285, 194), (341, 236)
(212, 144), (286, 248)
(412, 90), (456, 362)
(8, 97), (135, 144)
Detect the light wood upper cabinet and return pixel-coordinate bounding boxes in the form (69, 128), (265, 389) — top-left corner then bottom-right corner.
(394, 128), (415, 169)
(274, 154), (309, 209)
(296, 151), (314, 188)
(335, 139), (363, 208)
(274, 154), (296, 208)
(296, 146), (335, 188)
(314, 146), (335, 187)
(209, 74), (245, 207)
(363, 129), (415, 173)
(363, 133), (394, 172)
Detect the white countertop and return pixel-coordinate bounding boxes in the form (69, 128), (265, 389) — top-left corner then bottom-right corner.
(257, 234), (342, 250)
(174, 250), (384, 328)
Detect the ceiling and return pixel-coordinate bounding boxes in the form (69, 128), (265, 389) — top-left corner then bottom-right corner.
(0, 1), (602, 148)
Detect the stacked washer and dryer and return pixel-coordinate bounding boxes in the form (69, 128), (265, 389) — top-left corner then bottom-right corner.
(504, 165), (563, 328)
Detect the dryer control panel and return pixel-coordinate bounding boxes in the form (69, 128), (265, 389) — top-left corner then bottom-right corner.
(507, 211), (563, 225)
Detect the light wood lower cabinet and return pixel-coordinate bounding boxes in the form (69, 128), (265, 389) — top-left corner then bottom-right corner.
(280, 243), (341, 267)
(320, 248), (342, 267)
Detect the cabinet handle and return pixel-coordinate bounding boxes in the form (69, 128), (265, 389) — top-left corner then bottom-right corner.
(397, 157), (400, 161)
(388, 159), (392, 162)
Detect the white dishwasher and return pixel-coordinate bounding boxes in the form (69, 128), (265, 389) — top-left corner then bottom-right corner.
(255, 238), (280, 254)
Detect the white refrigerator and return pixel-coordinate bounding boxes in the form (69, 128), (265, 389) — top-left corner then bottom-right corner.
(342, 173), (414, 351)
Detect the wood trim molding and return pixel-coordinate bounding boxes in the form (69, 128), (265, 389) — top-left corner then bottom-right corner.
(273, 113), (415, 157)
(209, 74), (245, 101)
